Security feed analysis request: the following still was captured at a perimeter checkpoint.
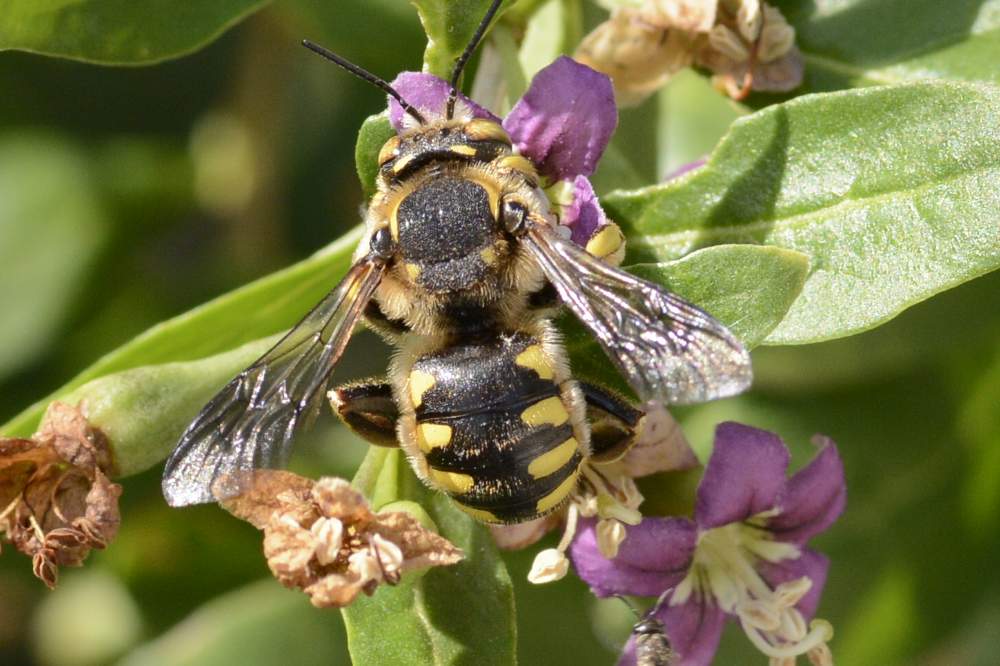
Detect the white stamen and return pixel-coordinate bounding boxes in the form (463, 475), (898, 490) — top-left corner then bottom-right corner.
(348, 550), (381, 585)
(736, 599), (782, 632)
(596, 519), (627, 559)
(371, 533), (404, 575)
(773, 577), (813, 610)
(808, 642), (834, 666)
(556, 503), (580, 553)
(527, 548), (569, 584)
(310, 517), (344, 565)
(676, 519), (836, 663)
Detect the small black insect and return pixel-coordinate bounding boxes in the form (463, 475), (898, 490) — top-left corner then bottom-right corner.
(161, 0), (752, 521)
(620, 590), (676, 666)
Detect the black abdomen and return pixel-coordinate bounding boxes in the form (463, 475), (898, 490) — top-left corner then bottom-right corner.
(407, 330), (583, 523)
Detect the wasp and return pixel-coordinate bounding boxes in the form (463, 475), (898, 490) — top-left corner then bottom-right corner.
(161, 0), (752, 522)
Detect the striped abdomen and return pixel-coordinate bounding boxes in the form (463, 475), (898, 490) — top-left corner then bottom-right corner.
(403, 329), (584, 523)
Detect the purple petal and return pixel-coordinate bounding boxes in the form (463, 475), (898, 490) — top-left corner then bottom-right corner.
(564, 175), (608, 245)
(695, 422), (790, 530)
(569, 517), (696, 597)
(768, 436), (847, 545)
(387, 72), (499, 131)
(659, 594), (727, 666)
(757, 547), (830, 619)
(503, 56), (617, 180)
(616, 636), (639, 666)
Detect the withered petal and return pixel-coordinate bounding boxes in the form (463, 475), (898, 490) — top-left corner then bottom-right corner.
(220, 469), (315, 529)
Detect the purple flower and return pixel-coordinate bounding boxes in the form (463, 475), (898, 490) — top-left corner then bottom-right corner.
(387, 56), (618, 249)
(570, 422), (845, 665)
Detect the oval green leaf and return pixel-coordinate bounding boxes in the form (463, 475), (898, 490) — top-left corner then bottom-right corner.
(564, 244), (809, 394)
(603, 81), (1000, 345)
(0, 0), (268, 65)
(2, 227), (362, 437)
(773, 0), (1000, 91)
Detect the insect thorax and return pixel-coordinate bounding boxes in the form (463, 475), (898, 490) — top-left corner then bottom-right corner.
(365, 118), (549, 336)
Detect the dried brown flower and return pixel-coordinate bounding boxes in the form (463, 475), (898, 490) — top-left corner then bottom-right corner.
(695, 1), (803, 100)
(0, 402), (121, 588)
(223, 471), (463, 608)
(576, 0), (802, 105)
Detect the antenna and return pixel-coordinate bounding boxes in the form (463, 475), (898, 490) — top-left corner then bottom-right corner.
(302, 39), (426, 125)
(446, 0), (504, 119)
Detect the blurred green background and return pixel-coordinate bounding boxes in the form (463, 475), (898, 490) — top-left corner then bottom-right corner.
(2, 1), (1000, 665)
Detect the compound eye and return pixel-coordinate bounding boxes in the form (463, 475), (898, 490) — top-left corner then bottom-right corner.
(501, 199), (528, 235)
(370, 226), (395, 258)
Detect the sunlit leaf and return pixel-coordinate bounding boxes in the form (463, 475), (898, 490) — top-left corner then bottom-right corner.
(0, 0), (269, 65)
(772, 0), (1000, 92)
(603, 81), (1000, 344)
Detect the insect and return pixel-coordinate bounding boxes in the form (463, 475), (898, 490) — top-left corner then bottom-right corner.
(161, 0), (752, 521)
(621, 590), (676, 666)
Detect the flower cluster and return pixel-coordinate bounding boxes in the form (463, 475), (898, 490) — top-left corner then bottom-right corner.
(577, 0), (802, 104)
(0, 402), (121, 588)
(222, 470), (462, 607)
(571, 423), (845, 665)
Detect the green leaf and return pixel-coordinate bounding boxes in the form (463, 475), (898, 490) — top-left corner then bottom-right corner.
(565, 244), (809, 394)
(0, 133), (108, 382)
(411, 0), (515, 78)
(603, 81), (1000, 345)
(0, 0), (269, 65)
(117, 580), (347, 666)
(2, 227), (363, 437)
(772, 0), (1000, 92)
(343, 449), (516, 666)
(355, 114), (395, 200)
(62, 335), (279, 476)
(517, 0), (583, 82)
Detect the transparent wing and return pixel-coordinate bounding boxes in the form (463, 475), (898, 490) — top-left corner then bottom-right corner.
(525, 225), (752, 405)
(162, 258), (386, 506)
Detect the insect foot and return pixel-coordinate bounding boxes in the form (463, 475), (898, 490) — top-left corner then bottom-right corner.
(221, 471), (462, 608)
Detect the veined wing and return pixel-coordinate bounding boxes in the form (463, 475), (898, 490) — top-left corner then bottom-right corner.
(162, 257), (386, 506)
(525, 225), (752, 405)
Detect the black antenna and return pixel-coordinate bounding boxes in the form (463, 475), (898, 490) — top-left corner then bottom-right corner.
(446, 0), (504, 119)
(302, 39), (426, 125)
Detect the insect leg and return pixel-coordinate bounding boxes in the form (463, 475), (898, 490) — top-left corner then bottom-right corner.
(579, 382), (642, 462)
(329, 380), (400, 448)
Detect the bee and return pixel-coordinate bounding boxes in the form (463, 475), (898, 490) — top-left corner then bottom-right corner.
(161, 0), (752, 521)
